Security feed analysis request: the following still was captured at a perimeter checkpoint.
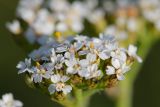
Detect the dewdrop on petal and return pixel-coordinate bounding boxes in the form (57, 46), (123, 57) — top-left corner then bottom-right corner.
(16, 33), (142, 101)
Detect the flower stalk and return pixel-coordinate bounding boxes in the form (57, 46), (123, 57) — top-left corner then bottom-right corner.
(52, 88), (98, 107)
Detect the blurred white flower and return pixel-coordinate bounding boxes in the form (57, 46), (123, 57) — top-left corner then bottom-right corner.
(0, 93), (23, 107)
(32, 9), (55, 35)
(8, 0), (108, 44)
(139, 0), (160, 31)
(127, 18), (138, 32)
(6, 20), (21, 34)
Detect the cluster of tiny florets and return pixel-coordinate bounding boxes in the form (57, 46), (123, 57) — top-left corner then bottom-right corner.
(17, 34), (142, 98)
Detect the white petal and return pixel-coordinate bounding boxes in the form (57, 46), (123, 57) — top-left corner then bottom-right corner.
(79, 59), (89, 67)
(33, 74), (42, 83)
(119, 51), (127, 62)
(56, 46), (67, 53)
(51, 74), (61, 83)
(78, 50), (89, 55)
(111, 58), (121, 69)
(56, 22), (68, 32)
(6, 20), (21, 34)
(64, 52), (71, 59)
(61, 76), (70, 82)
(106, 66), (115, 75)
(78, 69), (90, 78)
(14, 100), (23, 106)
(62, 85), (72, 95)
(87, 53), (97, 63)
(2, 93), (13, 103)
(51, 48), (56, 56)
(66, 67), (76, 74)
(48, 84), (56, 94)
(65, 60), (71, 67)
(98, 52), (110, 60)
(136, 55), (143, 63)
(128, 45), (137, 56)
(121, 63), (130, 73)
(16, 61), (25, 69)
(117, 74), (125, 80)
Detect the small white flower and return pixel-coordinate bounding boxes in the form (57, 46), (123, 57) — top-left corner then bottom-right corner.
(6, 20), (21, 34)
(106, 63), (130, 80)
(56, 22), (68, 32)
(16, 58), (33, 74)
(17, 0), (43, 24)
(17, 8), (35, 24)
(78, 64), (101, 79)
(87, 9), (105, 24)
(32, 9), (55, 35)
(48, 74), (72, 95)
(32, 65), (53, 83)
(49, 0), (69, 12)
(65, 57), (80, 74)
(128, 45), (142, 63)
(86, 64), (101, 79)
(70, 20), (84, 33)
(0, 93), (23, 107)
(127, 18), (138, 32)
(111, 48), (127, 63)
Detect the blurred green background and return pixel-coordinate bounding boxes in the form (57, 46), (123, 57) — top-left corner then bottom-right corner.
(0, 0), (160, 107)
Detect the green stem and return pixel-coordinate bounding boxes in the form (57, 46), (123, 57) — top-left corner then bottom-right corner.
(73, 89), (90, 107)
(116, 78), (133, 107)
(53, 89), (97, 107)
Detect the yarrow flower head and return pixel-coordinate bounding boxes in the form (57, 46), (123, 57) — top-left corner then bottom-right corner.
(7, 0), (106, 45)
(0, 93), (23, 107)
(139, 0), (160, 31)
(17, 34), (142, 101)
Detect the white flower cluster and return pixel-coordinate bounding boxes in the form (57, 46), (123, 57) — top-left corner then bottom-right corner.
(103, 0), (139, 41)
(6, 0), (105, 45)
(139, 0), (160, 31)
(0, 93), (23, 107)
(17, 34), (142, 96)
